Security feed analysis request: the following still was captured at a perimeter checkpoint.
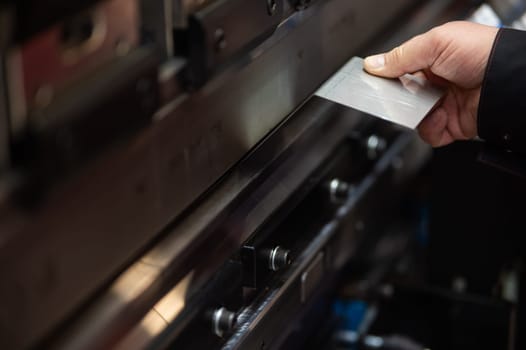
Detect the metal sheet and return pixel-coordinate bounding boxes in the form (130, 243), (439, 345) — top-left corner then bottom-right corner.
(316, 57), (444, 129)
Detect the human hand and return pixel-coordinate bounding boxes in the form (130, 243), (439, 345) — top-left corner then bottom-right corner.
(364, 21), (499, 147)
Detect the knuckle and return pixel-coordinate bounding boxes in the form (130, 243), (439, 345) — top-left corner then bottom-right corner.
(432, 21), (456, 35)
(426, 28), (441, 47)
(387, 45), (405, 65)
(428, 21), (460, 48)
(422, 28), (447, 66)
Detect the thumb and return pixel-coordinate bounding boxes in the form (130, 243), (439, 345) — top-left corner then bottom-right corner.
(363, 31), (439, 78)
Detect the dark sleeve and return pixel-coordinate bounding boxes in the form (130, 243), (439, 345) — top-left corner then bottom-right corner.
(478, 27), (526, 154)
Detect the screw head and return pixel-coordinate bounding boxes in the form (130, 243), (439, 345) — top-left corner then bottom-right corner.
(267, 0), (277, 15)
(211, 307), (236, 337)
(328, 178), (351, 203)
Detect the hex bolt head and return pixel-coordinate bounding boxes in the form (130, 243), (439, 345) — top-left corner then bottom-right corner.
(210, 307), (236, 337)
(268, 246), (291, 271)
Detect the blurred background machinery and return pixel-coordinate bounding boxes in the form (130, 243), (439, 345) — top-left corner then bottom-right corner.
(0, 0), (524, 349)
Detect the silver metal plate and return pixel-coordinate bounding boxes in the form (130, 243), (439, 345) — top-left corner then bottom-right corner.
(315, 56), (444, 129)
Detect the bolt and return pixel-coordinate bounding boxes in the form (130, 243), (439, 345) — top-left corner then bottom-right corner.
(328, 178), (351, 203)
(267, 0), (277, 16)
(267, 246), (291, 271)
(214, 28), (227, 52)
(210, 307), (236, 337)
(366, 134), (386, 159)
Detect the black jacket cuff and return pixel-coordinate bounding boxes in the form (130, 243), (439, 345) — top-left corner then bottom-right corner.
(478, 27), (526, 154)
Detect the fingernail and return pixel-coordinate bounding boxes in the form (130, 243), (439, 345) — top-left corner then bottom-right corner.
(365, 54), (385, 70)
